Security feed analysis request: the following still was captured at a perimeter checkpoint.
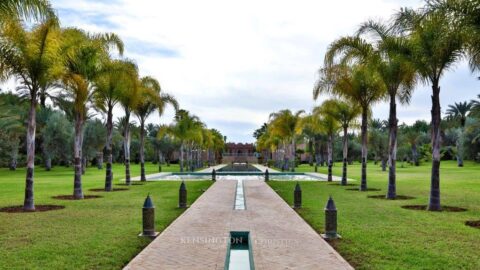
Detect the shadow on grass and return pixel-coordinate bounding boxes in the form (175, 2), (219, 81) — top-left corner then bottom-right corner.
(367, 195), (416, 200)
(401, 205), (467, 212)
(0, 205), (65, 213)
(52, 195), (102, 200)
(89, 188), (129, 192)
(345, 188), (381, 191)
(465, 220), (480, 229)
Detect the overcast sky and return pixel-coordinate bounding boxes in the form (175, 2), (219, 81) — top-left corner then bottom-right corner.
(3, 0), (479, 143)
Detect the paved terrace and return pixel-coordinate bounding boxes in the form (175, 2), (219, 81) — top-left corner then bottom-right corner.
(124, 180), (353, 269)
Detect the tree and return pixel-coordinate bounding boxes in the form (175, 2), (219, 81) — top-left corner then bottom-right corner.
(0, 93), (25, 170)
(394, 7), (465, 210)
(0, 18), (60, 210)
(314, 64), (386, 191)
(42, 110), (73, 169)
(318, 99), (360, 185)
(314, 101), (341, 181)
(83, 119), (107, 169)
(446, 101), (472, 128)
(59, 27), (123, 198)
(354, 21), (417, 199)
(446, 101), (472, 167)
(0, 0), (56, 22)
(269, 109), (304, 171)
(134, 76), (178, 181)
(93, 59), (136, 191)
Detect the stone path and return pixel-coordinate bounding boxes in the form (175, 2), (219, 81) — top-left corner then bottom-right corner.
(124, 180), (353, 270)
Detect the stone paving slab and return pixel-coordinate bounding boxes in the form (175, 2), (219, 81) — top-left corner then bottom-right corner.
(124, 180), (353, 270)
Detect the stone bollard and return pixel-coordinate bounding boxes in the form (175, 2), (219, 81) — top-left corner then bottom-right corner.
(159, 164), (162, 172)
(179, 181), (187, 208)
(212, 169), (216, 181)
(321, 196), (341, 240)
(315, 164), (318, 172)
(265, 169), (269, 182)
(293, 182), (302, 209)
(139, 195), (159, 238)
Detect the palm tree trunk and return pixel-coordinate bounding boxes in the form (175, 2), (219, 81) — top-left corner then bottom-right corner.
(45, 156), (52, 171)
(428, 83), (441, 211)
(180, 143), (184, 172)
(140, 119), (146, 181)
(24, 97), (37, 211)
(412, 144), (419, 166)
(97, 151), (103, 169)
(360, 107), (368, 191)
(387, 93), (398, 199)
(291, 138), (296, 172)
(327, 133), (333, 182)
(341, 126), (348, 185)
(124, 112), (131, 185)
(73, 113), (84, 199)
(104, 105), (113, 191)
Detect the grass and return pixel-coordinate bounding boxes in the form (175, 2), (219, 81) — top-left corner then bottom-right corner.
(0, 162), (212, 270)
(269, 160), (480, 270)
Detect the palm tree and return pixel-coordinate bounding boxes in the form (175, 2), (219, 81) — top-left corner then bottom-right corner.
(446, 101), (472, 128)
(355, 21), (417, 199)
(59, 27), (123, 198)
(318, 99), (360, 185)
(93, 59), (135, 191)
(471, 95), (480, 117)
(394, 7), (465, 210)
(0, 19), (60, 211)
(446, 101), (472, 167)
(0, 0), (56, 22)
(314, 103), (341, 181)
(314, 64), (386, 191)
(134, 76), (178, 181)
(117, 70), (141, 185)
(164, 110), (202, 172)
(269, 109), (304, 171)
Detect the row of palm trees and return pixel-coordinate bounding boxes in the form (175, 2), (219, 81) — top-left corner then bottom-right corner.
(314, 0), (479, 210)
(256, 0), (479, 211)
(160, 109), (225, 172)
(0, 1), (182, 211)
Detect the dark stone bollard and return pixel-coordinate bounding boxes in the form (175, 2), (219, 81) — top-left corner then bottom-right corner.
(314, 164), (318, 172)
(159, 164), (162, 172)
(293, 182), (302, 209)
(179, 181), (187, 208)
(140, 195), (159, 238)
(265, 169), (269, 182)
(321, 196), (341, 240)
(212, 169), (216, 181)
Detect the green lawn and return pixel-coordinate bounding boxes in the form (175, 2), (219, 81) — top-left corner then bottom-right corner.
(269, 160), (480, 270)
(0, 162), (212, 270)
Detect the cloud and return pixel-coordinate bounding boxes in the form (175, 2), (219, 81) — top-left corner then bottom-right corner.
(4, 0), (478, 143)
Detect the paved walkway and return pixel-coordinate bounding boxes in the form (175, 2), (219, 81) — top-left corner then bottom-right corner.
(124, 180), (353, 270)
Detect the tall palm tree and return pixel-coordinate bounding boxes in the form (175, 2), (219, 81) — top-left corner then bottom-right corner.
(0, 18), (60, 211)
(394, 7), (465, 210)
(318, 99), (360, 185)
(356, 21), (417, 199)
(0, 0), (56, 22)
(59, 27), (123, 198)
(134, 76), (178, 181)
(324, 24), (416, 198)
(314, 64), (386, 191)
(313, 103), (341, 181)
(117, 71), (141, 185)
(93, 59), (135, 191)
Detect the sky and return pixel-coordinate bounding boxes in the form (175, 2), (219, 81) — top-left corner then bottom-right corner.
(3, 0), (479, 143)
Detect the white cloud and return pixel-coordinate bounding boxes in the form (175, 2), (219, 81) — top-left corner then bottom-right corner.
(4, 0), (478, 142)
